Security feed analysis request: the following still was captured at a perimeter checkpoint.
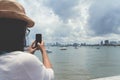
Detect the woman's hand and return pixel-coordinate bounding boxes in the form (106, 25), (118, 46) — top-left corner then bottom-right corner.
(28, 40), (52, 68)
(28, 41), (37, 54)
(37, 41), (46, 53)
(28, 41), (46, 55)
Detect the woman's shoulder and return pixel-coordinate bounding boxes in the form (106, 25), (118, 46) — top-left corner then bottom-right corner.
(11, 51), (43, 65)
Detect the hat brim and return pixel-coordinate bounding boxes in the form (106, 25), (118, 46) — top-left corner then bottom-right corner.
(0, 10), (35, 27)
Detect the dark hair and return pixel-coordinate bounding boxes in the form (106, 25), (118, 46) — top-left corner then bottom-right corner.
(0, 18), (27, 52)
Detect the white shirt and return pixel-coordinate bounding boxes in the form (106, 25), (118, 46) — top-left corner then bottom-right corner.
(0, 51), (54, 80)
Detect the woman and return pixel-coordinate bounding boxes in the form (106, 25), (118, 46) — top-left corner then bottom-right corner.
(0, 0), (54, 80)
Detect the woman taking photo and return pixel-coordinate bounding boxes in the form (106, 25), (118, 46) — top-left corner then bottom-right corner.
(0, 0), (54, 80)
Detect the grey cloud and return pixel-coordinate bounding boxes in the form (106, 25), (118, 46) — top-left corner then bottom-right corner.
(88, 0), (120, 36)
(44, 0), (80, 21)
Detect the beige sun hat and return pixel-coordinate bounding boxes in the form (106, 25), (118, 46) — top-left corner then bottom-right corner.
(0, 0), (34, 27)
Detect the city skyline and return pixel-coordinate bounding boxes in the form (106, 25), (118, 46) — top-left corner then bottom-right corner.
(45, 39), (120, 47)
(17, 0), (120, 43)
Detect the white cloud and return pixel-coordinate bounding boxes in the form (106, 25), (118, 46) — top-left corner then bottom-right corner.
(17, 0), (120, 44)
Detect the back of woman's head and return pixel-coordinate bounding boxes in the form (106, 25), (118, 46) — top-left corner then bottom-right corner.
(0, 18), (27, 52)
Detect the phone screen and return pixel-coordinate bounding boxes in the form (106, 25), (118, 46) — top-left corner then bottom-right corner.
(35, 34), (42, 47)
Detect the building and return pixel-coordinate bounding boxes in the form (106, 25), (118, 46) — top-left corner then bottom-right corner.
(100, 41), (103, 45)
(104, 40), (109, 45)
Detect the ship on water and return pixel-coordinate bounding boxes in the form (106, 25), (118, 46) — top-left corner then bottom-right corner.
(60, 47), (67, 50)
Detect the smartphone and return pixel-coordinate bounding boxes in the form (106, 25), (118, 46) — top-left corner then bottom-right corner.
(35, 34), (42, 47)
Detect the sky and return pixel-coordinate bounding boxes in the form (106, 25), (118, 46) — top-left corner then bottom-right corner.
(17, 0), (120, 44)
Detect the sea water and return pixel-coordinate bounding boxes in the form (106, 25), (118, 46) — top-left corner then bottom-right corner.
(35, 46), (120, 80)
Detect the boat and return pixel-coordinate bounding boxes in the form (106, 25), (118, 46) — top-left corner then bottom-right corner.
(60, 47), (67, 50)
(46, 49), (52, 53)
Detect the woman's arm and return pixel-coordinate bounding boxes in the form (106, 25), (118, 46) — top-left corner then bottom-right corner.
(38, 41), (52, 68)
(28, 41), (52, 68)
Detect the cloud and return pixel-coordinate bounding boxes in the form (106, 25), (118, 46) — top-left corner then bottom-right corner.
(17, 0), (90, 42)
(43, 0), (80, 22)
(17, 0), (120, 43)
(88, 0), (120, 36)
